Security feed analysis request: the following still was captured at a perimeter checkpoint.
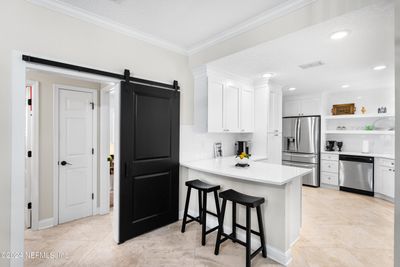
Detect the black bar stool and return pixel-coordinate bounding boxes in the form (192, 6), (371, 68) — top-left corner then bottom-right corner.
(181, 179), (221, 245)
(214, 189), (267, 267)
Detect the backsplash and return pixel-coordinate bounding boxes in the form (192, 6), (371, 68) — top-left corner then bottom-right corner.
(180, 125), (252, 162)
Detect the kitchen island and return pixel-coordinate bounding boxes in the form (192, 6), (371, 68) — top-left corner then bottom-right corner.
(180, 157), (311, 266)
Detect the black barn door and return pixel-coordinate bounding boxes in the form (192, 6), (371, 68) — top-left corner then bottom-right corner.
(120, 81), (180, 243)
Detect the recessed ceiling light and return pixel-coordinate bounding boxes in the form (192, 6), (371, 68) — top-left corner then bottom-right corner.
(262, 73), (276, 78)
(373, 65), (387, 71)
(288, 87), (296, 91)
(341, 84), (350, 88)
(330, 30), (349, 40)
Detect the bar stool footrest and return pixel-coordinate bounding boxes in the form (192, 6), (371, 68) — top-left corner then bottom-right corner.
(251, 246), (265, 259)
(235, 223), (261, 236)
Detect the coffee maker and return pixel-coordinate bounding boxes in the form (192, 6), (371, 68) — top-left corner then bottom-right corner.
(235, 141), (251, 155)
(325, 140), (336, 151)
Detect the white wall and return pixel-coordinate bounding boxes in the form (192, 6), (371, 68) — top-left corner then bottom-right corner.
(0, 1), (192, 264)
(26, 71), (101, 221)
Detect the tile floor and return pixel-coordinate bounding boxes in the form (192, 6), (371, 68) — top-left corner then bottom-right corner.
(25, 187), (394, 266)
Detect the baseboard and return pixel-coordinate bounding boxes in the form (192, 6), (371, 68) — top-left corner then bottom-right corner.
(180, 209), (292, 266)
(374, 193), (394, 203)
(38, 218), (54, 230)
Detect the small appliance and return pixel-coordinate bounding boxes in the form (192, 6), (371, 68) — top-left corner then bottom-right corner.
(325, 140), (336, 151)
(235, 141), (250, 155)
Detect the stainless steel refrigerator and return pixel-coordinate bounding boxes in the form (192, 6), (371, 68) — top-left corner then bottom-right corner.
(282, 116), (321, 187)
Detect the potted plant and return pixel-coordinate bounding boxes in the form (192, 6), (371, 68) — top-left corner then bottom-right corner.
(235, 152), (251, 167)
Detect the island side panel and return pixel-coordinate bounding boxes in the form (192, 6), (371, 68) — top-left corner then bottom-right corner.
(284, 176), (302, 249)
(181, 167), (289, 256)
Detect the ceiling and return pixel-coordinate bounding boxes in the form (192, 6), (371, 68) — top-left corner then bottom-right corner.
(209, 2), (394, 95)
(31, 0), (314, 54)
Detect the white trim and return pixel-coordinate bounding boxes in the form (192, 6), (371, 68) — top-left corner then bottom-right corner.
(27, 0), (316, 55)
(27, 0), (187, 55)
(187, 0), (317, 54)
(180, 209), (293, 266)
(99, 85), (112, 215)
(26, 80), (40, 231)
(53, 84), (98, 224)
(112, 84), (121, 244)
(10, 51), (26, 267)
(38, 218), (54, 230)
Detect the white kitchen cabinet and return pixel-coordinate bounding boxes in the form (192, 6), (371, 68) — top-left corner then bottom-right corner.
(375, 158), (395, 200)
(240, 88), (254, 132)
(320, 152), (339, 188)
(223, 85), (240, 132)
(208, 80), (224, 132)
(267, 132), (282, 164)
(268, 90), (282, 133)
(283, 97), (320, 117)
(208, 81), (254, 133)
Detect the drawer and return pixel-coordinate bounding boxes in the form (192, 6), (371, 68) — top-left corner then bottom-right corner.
(321, 160), (339, 173)
(377, 158), (395, 168)
(321, 153), (339, 161)
(321, 171), (339, 185)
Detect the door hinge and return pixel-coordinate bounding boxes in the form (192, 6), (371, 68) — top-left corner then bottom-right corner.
(27, 151), (32, 158)
(92, 148), (94, 155)
(90, 102), (94, 110)
(27, 99), (32, 106)
(92, 193), (94, 200)
(27, 202), (32, 209)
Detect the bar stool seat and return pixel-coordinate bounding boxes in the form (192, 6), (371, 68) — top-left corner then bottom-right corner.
(185, 179), (220, 192)
(219, 189), (265, 208)
(181, 179), (221, 246)
(215, 189), (267, 267)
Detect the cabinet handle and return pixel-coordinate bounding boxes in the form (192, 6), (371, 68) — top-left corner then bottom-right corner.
(389, 169), (392, 171)
(223, 129), (229, 132)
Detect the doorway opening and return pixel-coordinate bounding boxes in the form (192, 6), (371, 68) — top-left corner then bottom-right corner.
(23, 67), (120, 265)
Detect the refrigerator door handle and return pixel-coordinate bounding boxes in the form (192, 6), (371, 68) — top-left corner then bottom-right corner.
(295, 118), (300, 151)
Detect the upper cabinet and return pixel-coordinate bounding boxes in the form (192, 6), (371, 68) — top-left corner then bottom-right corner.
(283, 97), (320, 117)
(206, 78), (254, 133)
(240, 88), (255, 132)
(223, 85), (240, 132)
(268, 90), (282, 133)
(193, 66), (255, 133)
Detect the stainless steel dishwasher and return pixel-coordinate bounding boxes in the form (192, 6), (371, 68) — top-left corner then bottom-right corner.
(339, 155), (374, 196)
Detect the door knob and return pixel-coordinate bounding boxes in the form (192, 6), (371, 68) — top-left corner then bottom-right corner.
(60, 161), (72, 166)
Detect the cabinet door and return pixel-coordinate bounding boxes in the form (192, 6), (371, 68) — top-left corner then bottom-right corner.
(208, 80), (224, 132)
(300, 98), (320, 116)
(283, 100), (301, 117)
(223, 86), (240, 132)
(267, 133), (282, 164)
(268, 91), (282, 133)
(381, 167), (395, 198)
(240, 89), (254, 132)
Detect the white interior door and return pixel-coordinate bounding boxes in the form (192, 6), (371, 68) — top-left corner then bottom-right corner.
(58, 88), (94, 224)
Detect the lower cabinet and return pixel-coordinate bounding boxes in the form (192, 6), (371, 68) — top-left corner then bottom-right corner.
(320, 153), (339, 187)
(375, 158), (395, 200)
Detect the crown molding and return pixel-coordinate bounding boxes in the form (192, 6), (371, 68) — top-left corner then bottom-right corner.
(187, 0), (316, 55)
(28, 0), (316, 56)
(27, 0), (188, 55)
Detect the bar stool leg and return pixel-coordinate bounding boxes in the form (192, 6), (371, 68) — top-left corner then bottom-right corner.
(232, 201), (236, 241)
(246, 207), (251, 267)
(181, 187), (191, 233)
(201, 191), (207, 246)
(213, 190), (221, 218)
(214, 199), (227, 255)
(256, 206), (267, 258)
(198, 190), (202, 224)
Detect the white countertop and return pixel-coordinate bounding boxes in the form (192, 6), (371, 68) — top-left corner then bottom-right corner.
(180, 157), (312, 186)
(321, 151), (394, 160)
